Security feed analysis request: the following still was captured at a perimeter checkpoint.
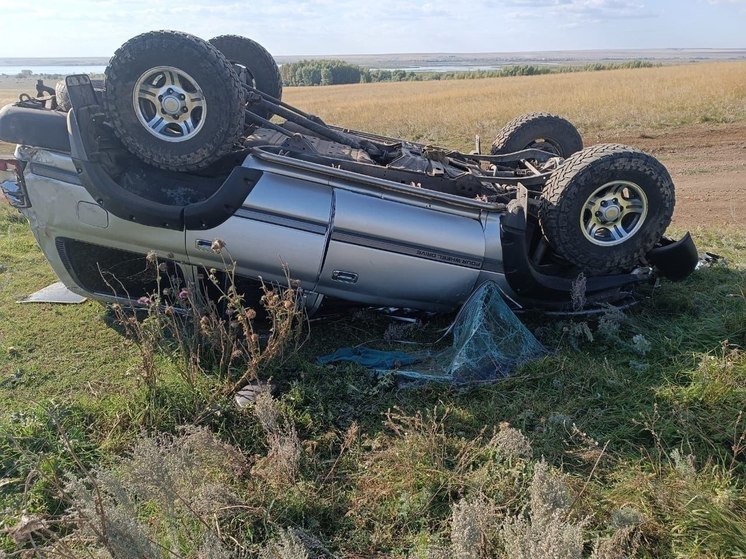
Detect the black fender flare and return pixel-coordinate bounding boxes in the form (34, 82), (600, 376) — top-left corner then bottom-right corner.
(500, 185), (648, 305)
(65, 74), (261, 231)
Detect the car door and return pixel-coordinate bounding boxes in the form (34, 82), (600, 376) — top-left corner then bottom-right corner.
(316, 189), (485, 311)
(185, 171), (333, 289)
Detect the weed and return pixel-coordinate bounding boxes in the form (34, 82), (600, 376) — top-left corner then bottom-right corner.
(489, 422), (533, 461)
(630, 334), (651, 356)
(450, 496), (494, 559)
(501, 461), (586, 559)
(253, 391), (303, 486)
(596, 305), (625, 341)
(260, 528), (310, 559)
(571, 274), (587, 312)
(55, 427), (249, 558)
(383, 319), (421, 342)
(564, 321), (594, 350)
(109, 243), (306, 403)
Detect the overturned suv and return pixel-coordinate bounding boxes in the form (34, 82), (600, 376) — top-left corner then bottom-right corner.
(0, 30), (697, 313)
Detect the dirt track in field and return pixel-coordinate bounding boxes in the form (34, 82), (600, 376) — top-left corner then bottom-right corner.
(596, 122), (746, 230)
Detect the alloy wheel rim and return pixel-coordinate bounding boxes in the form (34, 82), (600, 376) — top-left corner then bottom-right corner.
(132, 66), (206, 143)
(580, 180), (648, 246)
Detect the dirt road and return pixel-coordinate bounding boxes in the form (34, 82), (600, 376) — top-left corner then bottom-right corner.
(600, 122), (745, 230)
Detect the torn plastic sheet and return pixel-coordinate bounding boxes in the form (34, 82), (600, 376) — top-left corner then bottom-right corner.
(317, 281), (546, 383)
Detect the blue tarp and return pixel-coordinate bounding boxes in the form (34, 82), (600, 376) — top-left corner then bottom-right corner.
(317, 281), (546, 383)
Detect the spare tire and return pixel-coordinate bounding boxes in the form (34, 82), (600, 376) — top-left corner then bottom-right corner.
(55, 78), (105, 112)
(209, 34), (282, 120)
(539, 144), (675, 275)
(103, 30), (245, 172)
(491, 112), (582, 158)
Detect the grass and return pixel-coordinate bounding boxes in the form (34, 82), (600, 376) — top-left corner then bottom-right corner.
(0, 206), (140, 413)
(2, 209), (745, 557)
(1, 63), (745, 556)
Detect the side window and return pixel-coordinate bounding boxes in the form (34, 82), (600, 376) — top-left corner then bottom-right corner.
(56, 238), (184, 299)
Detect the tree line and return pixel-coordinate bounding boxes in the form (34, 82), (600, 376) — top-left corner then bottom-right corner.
(279, 59), (659, 87)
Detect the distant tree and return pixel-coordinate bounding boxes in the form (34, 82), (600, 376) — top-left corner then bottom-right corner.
(280, 60), (362, 86)
(278, 58), (657, 87)
(320, 67), (332, 86)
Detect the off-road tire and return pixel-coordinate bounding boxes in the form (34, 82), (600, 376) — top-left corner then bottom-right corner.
(55, 79), (105, 111)
(539, 144), (675, 275)
(103, 30), (245, 172)
(491, 112), (583, 157)
(209, 34), (282, 121)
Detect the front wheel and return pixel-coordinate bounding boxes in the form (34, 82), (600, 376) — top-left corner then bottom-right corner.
(539, 144), (675, 275)
(209, 34), (282, 120)
(491, 112), (582, 158)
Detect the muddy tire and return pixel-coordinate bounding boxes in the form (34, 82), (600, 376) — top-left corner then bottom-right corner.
(209, 34), (282, 120)
(539, 144), (675, 275)
(103, 30), (245, 172)
(491, 112), (583, 157)
(55, 79), (105, 111)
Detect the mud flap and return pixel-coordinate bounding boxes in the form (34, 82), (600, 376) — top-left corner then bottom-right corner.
(646, 233), (698, 281)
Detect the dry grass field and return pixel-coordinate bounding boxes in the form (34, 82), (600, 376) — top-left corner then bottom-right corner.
(284, 62), (746, 229)
(0, 77), (38, 106)
(2, 61), (745, 150)
(282, 62), (746, 149)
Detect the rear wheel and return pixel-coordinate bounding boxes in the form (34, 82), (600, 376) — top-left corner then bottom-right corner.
(491, 112), (582, 157)
(209, 34), (282, 120)
(539, 144), (675, 275)
(103, 30), (245, 172)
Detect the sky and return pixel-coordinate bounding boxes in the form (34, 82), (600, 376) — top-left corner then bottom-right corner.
(0, 0), (744, 58)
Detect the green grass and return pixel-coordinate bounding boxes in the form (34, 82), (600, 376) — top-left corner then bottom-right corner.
(1, 202), (745, 557)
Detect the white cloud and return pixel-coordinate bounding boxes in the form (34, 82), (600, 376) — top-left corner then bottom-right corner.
(494, 0), (656, 19)
(0, 0), (742, 57)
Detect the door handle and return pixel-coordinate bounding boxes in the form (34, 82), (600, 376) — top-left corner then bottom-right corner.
(195, 239), (213, 251)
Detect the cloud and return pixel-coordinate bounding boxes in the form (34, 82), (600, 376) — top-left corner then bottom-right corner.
(0, 0), (741, 57)
(494, 0), (656, 19)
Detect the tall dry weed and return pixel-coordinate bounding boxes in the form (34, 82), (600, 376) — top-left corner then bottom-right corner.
(109, 243), (306, 403)
(501, 461), (586, 559)
(260, 528), (310, 559)
(60, 427), (248, 558)
(450, 496), (495, 559)
(253, 391), (303, 485)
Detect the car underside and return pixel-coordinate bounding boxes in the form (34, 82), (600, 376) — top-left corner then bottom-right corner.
(0, 31), (699, 314)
